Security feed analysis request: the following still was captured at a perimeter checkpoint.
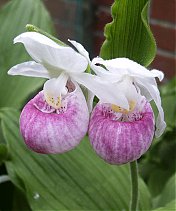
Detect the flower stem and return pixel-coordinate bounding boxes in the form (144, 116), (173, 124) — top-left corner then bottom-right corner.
(26, 24), (66, 46)
(129, 160), (139, 211)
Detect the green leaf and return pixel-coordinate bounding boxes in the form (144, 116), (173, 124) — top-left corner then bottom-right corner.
(0, 121), (8, 164)
(12, 188), (32, 211)
(161, 77), (176, 127)
(152, 200), (176, 211)
(0, 144), (8, 165)
(0, 108), (151, 210)
(100, 0), (156, 66)
(155, 174), (176, 207)
(148, 169), (172, 197)
(0, 0), (54, 109)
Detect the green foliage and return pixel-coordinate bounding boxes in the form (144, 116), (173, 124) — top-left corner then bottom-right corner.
(100, 0), (156, 66)
(140, 78), (176, 198)
(0, 0), (54, 109)
(151, 174), (176, 210)
(155, 174), (176, 207)
(0, 108), (152, 210)
(12, 188), (32, 211)
(0, 119), (8, 165)
(160, 77), (176, 127)
(0, 144), (8, 165)
(152, 200), (176, 211)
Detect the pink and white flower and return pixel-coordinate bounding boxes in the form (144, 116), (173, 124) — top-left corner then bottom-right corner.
(8, 32), (90, 153)
(8, 32), (124, 154)
(8, 31), (166, 163)
(88, 58), (166, 164)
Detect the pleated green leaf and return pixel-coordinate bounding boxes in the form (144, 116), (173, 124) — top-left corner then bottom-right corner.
(0, 0), (54, 108)
(100, 0), (156, 66)
(152, 200), (176, 211)
(155, 174), (176, 208)
(0, 108), (151, 210)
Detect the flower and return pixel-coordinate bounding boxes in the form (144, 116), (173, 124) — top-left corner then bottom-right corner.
(20, 81), (89, 153)
(8, 32), (126, 154)
(88, 57), (166, 164)
(8, 32), (91, 153)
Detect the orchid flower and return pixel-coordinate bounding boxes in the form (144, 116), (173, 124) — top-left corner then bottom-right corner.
(8, 32), (128, 154)
(88, 57), (166, 164)
(7, 32), (90, 153)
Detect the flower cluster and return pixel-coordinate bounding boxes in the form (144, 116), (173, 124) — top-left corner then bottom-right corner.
(8, 32), (166, 164)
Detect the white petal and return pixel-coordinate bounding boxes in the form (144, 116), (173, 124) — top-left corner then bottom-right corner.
(134, 82), (153, 102)
(91, 59), (122, 83)
(92, 57), (130, 75)
(150, 69), (164, 81)
(135, 78), (166, 137)
(44, 73), (68, 97)
(71, 72), (129, 109)
(116, 77), (141, 104)
(87, 90), (94, 113)
(8, 61), (50, 78)
(68, 39), (90, 62)
(43, 73), (68, 109)
(93, 57), (164, 81)
(14, 32), (88, 74)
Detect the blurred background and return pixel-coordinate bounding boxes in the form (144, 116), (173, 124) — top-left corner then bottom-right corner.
(1, 0), (175, 80)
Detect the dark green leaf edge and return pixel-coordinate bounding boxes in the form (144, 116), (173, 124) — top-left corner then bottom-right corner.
(141, 1), (157, 66)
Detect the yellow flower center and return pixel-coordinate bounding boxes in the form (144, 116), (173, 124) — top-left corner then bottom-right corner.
(44, 93), (62, 109)
(111, 100), (136, 114)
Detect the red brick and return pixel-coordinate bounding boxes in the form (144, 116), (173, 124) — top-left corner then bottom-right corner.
(94, 8), (112, 31)
(151, 54), (176, 79)
(151, 0), (175, 23)
(151, 24), (176, 52)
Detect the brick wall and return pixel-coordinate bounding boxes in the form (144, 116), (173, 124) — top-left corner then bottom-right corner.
(150, 0), (176, 80)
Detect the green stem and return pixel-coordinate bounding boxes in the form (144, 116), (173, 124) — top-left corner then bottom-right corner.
(129, 160), (139, 211)
(26, 24), (66, 46)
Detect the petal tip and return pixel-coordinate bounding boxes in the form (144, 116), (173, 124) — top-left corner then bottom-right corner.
(7, 67), (15, 75)
(155, 120), (166, 138)
(152, 69), (165, 81)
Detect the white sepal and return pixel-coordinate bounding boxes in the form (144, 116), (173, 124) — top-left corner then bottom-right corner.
(43, 73), (69, 109)
(135, 78), (166, 137)
(87, 90), (94, 113)
(92, 57), (164, 81)
(68, 39), (90, 62)
(8, 61), (50, 78)
(71, 72), (129, 110)
(14, 32), (88, 74)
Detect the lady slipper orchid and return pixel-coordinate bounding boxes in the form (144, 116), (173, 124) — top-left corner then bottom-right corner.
(88, 57), (166, 164)
(20, 81), (89, 154)
(7, 32), (90, 153)
(8, 32), (127, 154)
